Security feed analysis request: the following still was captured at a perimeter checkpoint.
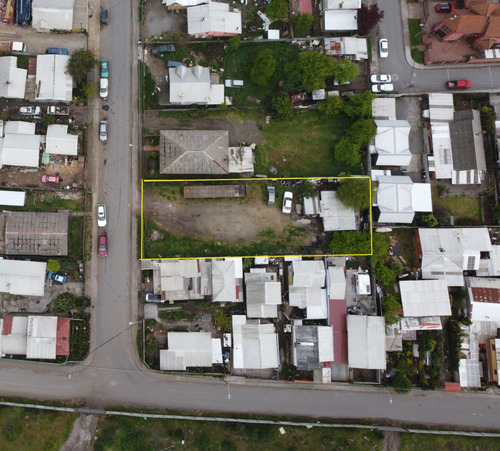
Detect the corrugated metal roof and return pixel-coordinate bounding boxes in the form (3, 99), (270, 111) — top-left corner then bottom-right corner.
(372, 98), (396, 120)
(319, 191), (356, 231)
(328, 299), (347, 364)
(160, 332), (213, 371)
(5, 121), (36, 135)
(1, 133), (41, 167)
(1, 316), (28, 355)
(428, 92), (454, 122)
(374, 120), (411, 167)
(32, 0), (75, 30)
(347, 315), (386, 370)
(36, 55), (73, 102)
(212, 260), (238, 302)
(328, 266), (346, 300)
(459, 359), (481, 388)
(26, 316), (58, 359)
(245, 272), (281, 319)
(187, 2), (241, 35)
(0, 57), (27, 99)
(56, 317), (70, 356)
(291, 260), (325, 287)
(0, 259), (46, 296)
(400, 279), (451, 317)
(46, 124), (78, 155)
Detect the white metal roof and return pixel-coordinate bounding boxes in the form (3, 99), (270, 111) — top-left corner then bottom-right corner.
(0, 190), (26, 206)
(1, 316), (28, 355)
(212, 259), (239, 302)
(26, 316), (58, 359)
(323, 10), (358, 31)
(372, 98), (396, 120)
(36, 55), (73, 102)
(317, 326), (334, 362)
(289, 286), (328, 319)
(347, 315), (386, 370)
(459, 359), (481, 388)
(374, 120), (411, 166)
(32, 0), (74, 30)
(267, 29), (280, 40)
(187, 2), (242, 35)
(430, 123), (453, 179)
(232, 315), (279, 369)
(328, 266), (346, 300)
(244, 272), (281, 319)
(0, 259), (46, 296)
(5, 121), (36, 135)
(428, 92), (454, 122)
(322, 0), (361, 9)
(400, 279), (451, 317)
(0, 57), (27, 99)
(0, 133), (41, 168)
(291, 260), (325, 287)
(46, 124), (78, 155)
(169, 65), (224, 105)
(160, 332), (213, 370)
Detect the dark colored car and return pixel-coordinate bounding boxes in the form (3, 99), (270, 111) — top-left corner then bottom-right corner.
(98, 234), (108, 257)
(167, 60), (187, 68)
(46, 48), (68, 55)
(152, 44), (176, 56)
(100, 8), (108, 25)
(446, 80), (471, 89)
(435, 2), (455, 12)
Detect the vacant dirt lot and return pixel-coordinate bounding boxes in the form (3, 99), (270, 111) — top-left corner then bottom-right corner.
(143, 184), (317, 244)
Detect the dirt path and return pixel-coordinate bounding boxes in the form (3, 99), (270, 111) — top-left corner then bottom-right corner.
(60, 414), (99, 451)
(383, 431), (401, 451)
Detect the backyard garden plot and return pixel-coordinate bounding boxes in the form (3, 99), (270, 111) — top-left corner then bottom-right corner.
(140, 177), (373, 259)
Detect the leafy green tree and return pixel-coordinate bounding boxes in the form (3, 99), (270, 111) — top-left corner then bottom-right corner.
(344, 91), (376, 119)
(332, 58), (359, 84)
(285, 52), (335, 91)
(250, 49), (277, 87)
(374, 262), (397, 290)
(266, 0), (289, 21)
(348, 119), (377, 147)
(83, 81), (97, 99)
(318, 95), (344, 117)
(47, 259), (61, 273)
(66, 49), (97, 86)
(42, 114), (56, 127)
(330, 231), (371, 254)
(291, 13), (314, 37)
(336, 178), (370, 210)
(226, 35), (241, 53)
(382, 293), (401, 326)
(51, 292), (79, 314)
(214, 309), (231, 332)
(416, 212), (438, 227)
(393, 373), (412, 394)
(372, 233), (390, 265)
(271, 91), (294, 119)
(334, 137), (361, 167)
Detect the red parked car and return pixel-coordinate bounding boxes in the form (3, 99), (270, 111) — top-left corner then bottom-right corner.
(446, 80), (471, 89)
(41, 175), (60, 184)
(435, 2), (455, 12)
(98, 234), (108, 257)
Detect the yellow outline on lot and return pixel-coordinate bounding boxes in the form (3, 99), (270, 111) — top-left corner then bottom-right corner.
(140, 176), (372, 260)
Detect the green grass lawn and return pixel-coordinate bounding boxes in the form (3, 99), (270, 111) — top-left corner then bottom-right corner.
(6, 190), (85, 212)
(432, 186), (482, 224)
(401, 433), (500, 450)
(0, 406), (76, 451)
(95, 415), (383, 451)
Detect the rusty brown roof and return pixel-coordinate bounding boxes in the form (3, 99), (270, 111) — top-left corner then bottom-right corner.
(444, 10), (488, 33)
(483, 16), (500, 37)
(471, 286), (500, 303)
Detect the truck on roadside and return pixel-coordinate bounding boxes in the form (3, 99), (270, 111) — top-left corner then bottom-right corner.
(47, 106), (69, 115)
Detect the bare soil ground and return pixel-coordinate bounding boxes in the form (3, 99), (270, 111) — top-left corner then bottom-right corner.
(60, 414), (99, 451)
(143, 184), (317, 245)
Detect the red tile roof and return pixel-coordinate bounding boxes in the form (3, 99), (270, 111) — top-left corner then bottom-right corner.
(470, 286), (500, 303)
(444, 11), (489, 33)
(56, 317), (70, 356)
(2, 315), (13, 335)
(299, 0), (313, 14)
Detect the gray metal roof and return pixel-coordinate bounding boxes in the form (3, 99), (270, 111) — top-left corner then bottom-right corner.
(347, 315), (386, 370)
(292, 325), (334, 371)
(400, 279), (451, 317)
(160, 332), (215, 371)
(32, 0), (75, 31)
(26, 315), (58, 359)
(450, 110), (486, 172)
(0, 259), (46, 296)
(46, 124), (78, 156)
(244, 272), (281, 318)
(36, 55), (73, 102)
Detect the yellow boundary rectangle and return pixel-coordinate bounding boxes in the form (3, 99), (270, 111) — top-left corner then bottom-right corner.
(140, 176), (373, 260)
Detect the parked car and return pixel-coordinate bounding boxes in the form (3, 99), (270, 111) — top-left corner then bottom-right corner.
(267, 186), (276, 206)
(224, 79), (245, 88)
(290, 92), (307, 103)
(98, 234), (108, 257)
(100, 8), (108, 24)
(47, 106), (69, 115)
(101, 58), (109, 78)
(371, 83), (394, 93)
(370, 74), (392, 83)
(145, 293), (163, 303)
(41, 174), (60, 184)
(435, 2), (455, 12)
(151, 44), (175, 56)
(282, 191), (293, 214)
(10, 41), (26, 52)
(97, 204), (107, 227)
(47, 271), (66, 285)
(99, 120), (108, 142)
(20, 106), (41, 116)
(167, 60), (187, 68)
(379, 38), (388, 58)
(100, 78), (109, 98)
(46, 48), (68, 55)
(47, 271), (67, 284)
(446, 80), (471, 89)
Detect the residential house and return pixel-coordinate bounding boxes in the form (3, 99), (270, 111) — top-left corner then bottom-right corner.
(187, 2), (242, 37)
(0, 121), (41, 168)
(168, 65), (224, 106)
(324, 37), (368, 60)
(292, 324), (334, 371)
(327, 264), (348, 368)
(400, 279), (451, 317)
(46, 124), (78, 156)
(0, 259), (47, 296)
(320, 0), (360, 32)
(159, 332), (222, 371)
(432, 0), (500, 50)
(212, 258), (243, 303)
(162, 0), (205, 10)
(458, 324), (482, 388)
(244, 271), (281, 319)
(373, 175), (432, 224)
(32, 0), (74, 31)
(347, 315), (386, 370)
(36, 55), (73, 102)
(0, 57), (27, 99)
(303, 190), (357, 231)
(466, 276), (500, 323)
(417, 228), (492, 287)
(232, 315), (279, 369)
(371, 120), (411, 167)
(289, 260), (328, 319)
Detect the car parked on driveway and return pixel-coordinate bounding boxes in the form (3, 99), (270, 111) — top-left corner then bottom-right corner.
(145, 293), (164, 303)
(151, 44), (175, 55)
(97, 204), (107, 227)
(20, 106), (41, 116)
(99, 120), (107, 142)
(100, 78), (109, 98)
(101, 59), (109, 78)
(282, 191), (293, 214)
(48, 271), (67, 284)
(435, 2), (455, 12)
(98, 234), (108, 257)
(379, 38), (388, 58)
(370, 74), (392, 83)
(446, 80), (471, 89)
(371, 83), (394, 93)
(41, 175), (60, 184)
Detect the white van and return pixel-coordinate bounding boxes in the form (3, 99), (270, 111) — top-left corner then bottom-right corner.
(11, 42), (26, 53)
(224, 79), (244, 88)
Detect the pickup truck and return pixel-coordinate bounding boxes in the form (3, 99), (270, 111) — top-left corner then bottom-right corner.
(446, 80), (471, 89)
(20, 106), (41, 116)
(47, 106), (69, 115)
(152, 44), (176, 56)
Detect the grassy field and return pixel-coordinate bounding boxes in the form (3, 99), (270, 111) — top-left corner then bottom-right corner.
(7, 190), (85, 212)
(0, 406), (76, 451)
(68, 216), (83, 257)
(401, 433), (500, 450)
(432, 186), (482, 225)
(95, 415), (384, 451)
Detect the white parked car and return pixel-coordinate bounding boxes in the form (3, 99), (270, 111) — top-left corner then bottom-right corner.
(370, 74), (392, 84)
(379, 39), (388, 58)
(100, 78), (109, 98)
(371, 83), (394, 93)
(99, 120), (108, 142)
(282, 191), (293, 214)
(97, 204), (107, 227)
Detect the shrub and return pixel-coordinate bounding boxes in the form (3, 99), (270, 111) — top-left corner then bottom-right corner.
(51, 292), (79, 313)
